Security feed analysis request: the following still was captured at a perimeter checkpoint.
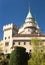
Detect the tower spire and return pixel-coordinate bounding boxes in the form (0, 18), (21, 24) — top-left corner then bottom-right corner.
(26, 5), (32, 19)
(28, 3), (30, 12)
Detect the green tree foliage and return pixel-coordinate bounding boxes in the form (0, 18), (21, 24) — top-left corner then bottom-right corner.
(28, 37), (45, 65)
(31, 37), (43, 52)
(0, 53), (9, 65)
(9, 46), (29, 65)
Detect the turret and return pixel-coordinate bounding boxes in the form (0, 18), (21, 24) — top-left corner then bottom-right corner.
(18, 8), (41, 34)
(3, 23), (18, 54)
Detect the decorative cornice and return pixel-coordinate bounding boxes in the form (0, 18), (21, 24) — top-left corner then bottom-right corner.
(14, 34), (45, 37)
(13, 39), (45, 42)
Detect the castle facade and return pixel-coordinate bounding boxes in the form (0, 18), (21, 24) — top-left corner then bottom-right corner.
(0, 8), (45, 54)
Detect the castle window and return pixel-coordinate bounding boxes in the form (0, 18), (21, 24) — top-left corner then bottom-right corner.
(18, 42), (20, 45)
(5, 42), (9, 46)
(13, 42), (15, 45)
(24, 42), (26, 45)
(8, 36), (10, 39)
(30, 50), (31, 52)
(5, 37), (7, 40)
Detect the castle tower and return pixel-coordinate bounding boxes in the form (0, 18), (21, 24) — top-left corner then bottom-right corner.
(18, 8), (41, 34)
(3, 23), (18, 54)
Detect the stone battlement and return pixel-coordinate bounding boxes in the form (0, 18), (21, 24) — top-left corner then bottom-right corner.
(3, 23), (13, 31)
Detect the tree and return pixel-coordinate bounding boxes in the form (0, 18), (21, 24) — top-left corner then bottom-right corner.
(28, 37), (45, 65)
(31, 37), (43, 52)
(9, 46), (29, 65)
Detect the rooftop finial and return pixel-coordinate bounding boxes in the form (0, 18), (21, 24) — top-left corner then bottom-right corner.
(28, 3), (30, 12)
(26, 4), (32, 19)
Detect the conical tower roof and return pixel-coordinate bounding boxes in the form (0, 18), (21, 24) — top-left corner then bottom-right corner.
(35, 21), (40, 29)
(18, 6), (41, 34)
(26, 8), (32, 18)
(25, 8), (33, 23)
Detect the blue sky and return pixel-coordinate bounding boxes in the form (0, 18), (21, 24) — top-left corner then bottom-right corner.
(0, 0), (45, 39)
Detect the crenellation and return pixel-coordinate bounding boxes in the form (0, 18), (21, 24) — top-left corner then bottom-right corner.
(3, 23), (13, 31)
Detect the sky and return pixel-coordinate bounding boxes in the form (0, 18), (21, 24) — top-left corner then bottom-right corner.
(0, 0), (45, 39)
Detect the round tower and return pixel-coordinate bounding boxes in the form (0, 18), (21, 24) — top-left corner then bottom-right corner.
(18, 8), (41, 34)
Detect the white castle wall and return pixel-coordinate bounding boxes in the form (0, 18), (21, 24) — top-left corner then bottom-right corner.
(3, 23), (14, 54)
(13, 36), (45, 52)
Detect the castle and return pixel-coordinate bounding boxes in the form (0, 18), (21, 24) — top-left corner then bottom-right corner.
(0, 8), (45, 54)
